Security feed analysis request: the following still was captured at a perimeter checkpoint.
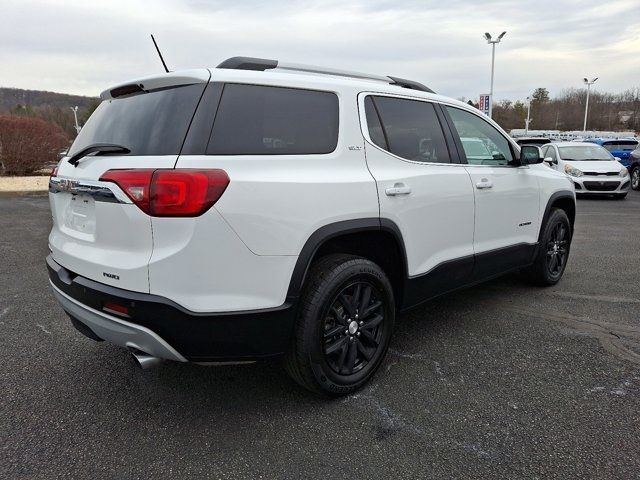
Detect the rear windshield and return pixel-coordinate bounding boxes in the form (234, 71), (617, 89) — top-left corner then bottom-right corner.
(559, 145), (613, 161)
(601, 141), (638, 152)
(207, 84), (339, 155)
(68, 83), (205, 157)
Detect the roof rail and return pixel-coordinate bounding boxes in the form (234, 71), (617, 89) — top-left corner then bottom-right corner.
(216, 56), (435, 93)
(388, 76), (434, 94)
(217, 56), (278, 71)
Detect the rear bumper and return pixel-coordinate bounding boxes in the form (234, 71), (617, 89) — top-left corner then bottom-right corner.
(47, 255), (297, 362)
(51, 282), (188, 362)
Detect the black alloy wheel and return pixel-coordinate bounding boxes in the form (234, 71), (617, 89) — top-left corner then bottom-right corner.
(523, 208), (571, 286)
(546, 221), (569, 277)
(284, 254), (395, 395)
(322, 281), (385, 375)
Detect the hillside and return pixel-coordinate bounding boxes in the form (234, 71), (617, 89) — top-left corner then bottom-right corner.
(0, 87), (100, 137)
(0, 87), (98, 113)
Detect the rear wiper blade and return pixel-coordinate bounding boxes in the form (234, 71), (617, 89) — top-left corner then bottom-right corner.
(68, 143), (131, 166)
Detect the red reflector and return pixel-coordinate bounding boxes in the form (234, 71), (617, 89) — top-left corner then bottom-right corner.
(99, 169), (154, 213)
(103, 302), (129, 316)
(99, 169), (229, 217)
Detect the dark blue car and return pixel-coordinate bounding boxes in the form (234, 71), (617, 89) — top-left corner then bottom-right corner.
(584, 138), (639, 168)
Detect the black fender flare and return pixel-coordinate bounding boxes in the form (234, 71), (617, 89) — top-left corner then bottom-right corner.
(539, 190), (575, 241)
(285, 217), (408, 299)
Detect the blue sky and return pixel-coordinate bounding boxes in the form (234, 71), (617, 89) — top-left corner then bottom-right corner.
(1, 0), (639, 101)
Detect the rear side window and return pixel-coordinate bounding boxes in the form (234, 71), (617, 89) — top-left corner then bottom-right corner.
(207, 84), (338, 155)
(365, 96), (451, 164)
(68, 83), (205, 157)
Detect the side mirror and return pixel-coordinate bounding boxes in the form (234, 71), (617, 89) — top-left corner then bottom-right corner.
(543, 157), (554, 166)
(520, 145), (544, 165)
(614, 156), (622, 162)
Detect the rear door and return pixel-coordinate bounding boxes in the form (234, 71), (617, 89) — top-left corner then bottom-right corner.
(49, 70), (210, 293)
(359, 93), (475, 305)
(443, 105), (540, 277)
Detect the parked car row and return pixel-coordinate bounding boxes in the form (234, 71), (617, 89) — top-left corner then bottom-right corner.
(515, 136), (639, 197)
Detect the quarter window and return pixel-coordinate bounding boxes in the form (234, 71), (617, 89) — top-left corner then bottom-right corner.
(446, 107), (515, 166)
(365, 96), (451, 164)
(207, 84), (339, 155)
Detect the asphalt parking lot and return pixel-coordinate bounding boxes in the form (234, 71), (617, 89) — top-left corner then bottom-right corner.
(1, 192), (639, 479)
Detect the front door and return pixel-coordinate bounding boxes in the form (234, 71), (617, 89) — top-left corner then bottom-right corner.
(443, 105), (541, 278)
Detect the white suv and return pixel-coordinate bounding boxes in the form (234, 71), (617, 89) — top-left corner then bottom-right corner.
(48, 57), (576, 395)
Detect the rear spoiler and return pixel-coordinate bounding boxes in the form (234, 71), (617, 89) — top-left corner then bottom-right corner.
(100, 69), (211, 100)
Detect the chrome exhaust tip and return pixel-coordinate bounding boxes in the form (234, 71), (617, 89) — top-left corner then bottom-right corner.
(130, 350), (163, 370)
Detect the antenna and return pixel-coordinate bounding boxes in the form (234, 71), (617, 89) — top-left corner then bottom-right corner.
(150, 34), (170, 73)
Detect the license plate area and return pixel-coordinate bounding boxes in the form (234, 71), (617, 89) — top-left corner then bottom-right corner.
(63, 194), (96, 234)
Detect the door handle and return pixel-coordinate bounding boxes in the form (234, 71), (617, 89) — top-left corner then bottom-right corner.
(385, 183), (412, 196)
(475, 178), (493, 189)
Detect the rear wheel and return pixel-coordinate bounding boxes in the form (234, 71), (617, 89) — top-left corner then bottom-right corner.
(284, 254), (394, 396)
(524, 208), (572, 286)
(631, 168), (639, 190)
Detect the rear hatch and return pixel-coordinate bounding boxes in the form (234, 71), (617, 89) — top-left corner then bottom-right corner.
(603, 140), (638, 161)
(49, 70), (210, 293)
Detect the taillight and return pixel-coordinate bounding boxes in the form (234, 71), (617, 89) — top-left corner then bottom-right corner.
(99, 169), (229, 217)
(50, 166), (58, 178)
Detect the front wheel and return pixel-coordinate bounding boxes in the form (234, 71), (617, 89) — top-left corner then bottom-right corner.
(631, 168), (640, 191)
(284, 254), (395, 396)
(523, 208), (572, 286)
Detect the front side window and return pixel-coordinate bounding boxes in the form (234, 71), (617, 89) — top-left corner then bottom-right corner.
(365, 96), (451, 164)
(446, 107), (514, 166)
(207, 84), (339, 155)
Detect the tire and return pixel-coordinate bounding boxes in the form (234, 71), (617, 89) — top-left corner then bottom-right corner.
(523, 208), (572, 286)
(284, 254), (395, 396)
(631, 168), (640, 191)
(613, 193), (628, 200)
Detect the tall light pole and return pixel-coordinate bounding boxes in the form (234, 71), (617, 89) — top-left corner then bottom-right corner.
(582, 77), (598, 133)
(70, 106), (81, 134)
(525, 96), (531, 134)
(484, 31), (506, 119)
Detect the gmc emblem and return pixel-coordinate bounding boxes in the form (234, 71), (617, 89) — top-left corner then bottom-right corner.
(59, 179), (79, 192)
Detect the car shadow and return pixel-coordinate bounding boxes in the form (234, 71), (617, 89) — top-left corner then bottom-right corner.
(69, 273), (527, 413)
